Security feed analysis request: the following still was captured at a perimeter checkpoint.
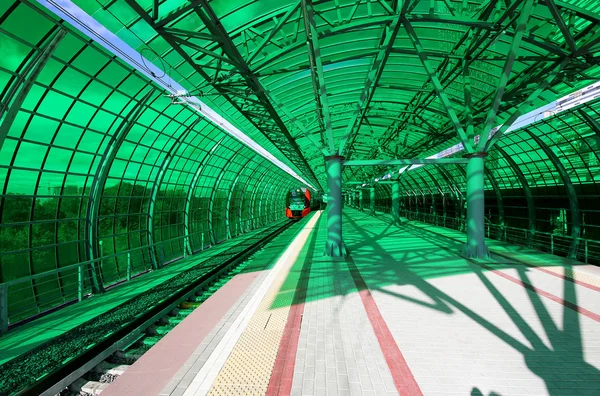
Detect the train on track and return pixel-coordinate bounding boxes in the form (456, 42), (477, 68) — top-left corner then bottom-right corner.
(286, 187), (311, 219)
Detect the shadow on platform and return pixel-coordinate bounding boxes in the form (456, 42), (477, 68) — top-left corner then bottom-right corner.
(270, 209), (600, 396)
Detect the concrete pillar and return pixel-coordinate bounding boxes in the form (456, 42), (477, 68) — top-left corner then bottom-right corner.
(324, 155), (346, 257)
(369, 187), (375, 216)
(461, 153), (490, 259)
(392, 182), (401, 226)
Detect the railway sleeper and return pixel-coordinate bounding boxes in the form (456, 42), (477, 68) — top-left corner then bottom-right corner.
(69, 378), (109, 395)
(91, 362), (130, 377)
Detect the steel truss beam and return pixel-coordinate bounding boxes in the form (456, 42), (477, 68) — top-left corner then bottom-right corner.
(484, 58), (571, 151)
(122, 0), (321, 191)
(301, 0), (336, 153)
(546, 0), (577, 53)
(369, 0), (586, 183)
(344, 158), (469, 166)
(477, 0), (535, 152)
(338, 11), (403, 156)
(403, 18), (474, 153)
(251, 13), (497, 74)
(372, 1), (539, 170)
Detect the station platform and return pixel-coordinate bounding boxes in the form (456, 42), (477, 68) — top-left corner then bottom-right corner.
(104, 209), (600, 396)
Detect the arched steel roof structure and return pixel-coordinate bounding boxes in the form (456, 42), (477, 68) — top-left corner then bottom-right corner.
(1, 0), (600, 321)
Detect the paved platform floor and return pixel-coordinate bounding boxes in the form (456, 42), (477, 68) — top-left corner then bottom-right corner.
(105, 209), (600, 396)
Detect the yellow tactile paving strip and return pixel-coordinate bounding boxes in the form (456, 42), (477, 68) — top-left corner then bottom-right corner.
(542, 266), (600, 288)
(207, 213), (321, 395)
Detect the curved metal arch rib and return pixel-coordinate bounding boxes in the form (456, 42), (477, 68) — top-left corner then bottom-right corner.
(147, 117), (203, 267)
(266, 176), (290, 223)
(483, 165), (506, 236)
(522, 130), (581, 258)
(420, 166), (445, 215)
(183, 137), (225, 254)
(225, 155), (257, 238)
(0, 29), (66, 153)
(208, 146), (246, 244)
(250, 163), (276, 228)
(495, 145), (536, 244)
(84, 90), (154, 293)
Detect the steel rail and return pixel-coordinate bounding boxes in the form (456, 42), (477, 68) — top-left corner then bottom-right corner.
(2, 220), (296, 395)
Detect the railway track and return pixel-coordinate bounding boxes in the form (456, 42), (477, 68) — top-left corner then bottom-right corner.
(0, 220), (296, 396)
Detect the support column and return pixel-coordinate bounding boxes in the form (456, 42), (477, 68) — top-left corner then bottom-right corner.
(369, 187), (375, 216)
(462, 153), (490, 259)
(359, 189), (364, 211)
(324, 155), (346, 257)
(392, 181), (401, 226)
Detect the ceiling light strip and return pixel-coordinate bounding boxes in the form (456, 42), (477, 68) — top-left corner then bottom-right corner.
(37, 0), (314, 189)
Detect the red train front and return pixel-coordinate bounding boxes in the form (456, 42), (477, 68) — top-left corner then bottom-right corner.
(286, 188), (311, 219)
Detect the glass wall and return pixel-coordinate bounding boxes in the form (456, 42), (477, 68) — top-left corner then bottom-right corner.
(0, 1), (299, 323)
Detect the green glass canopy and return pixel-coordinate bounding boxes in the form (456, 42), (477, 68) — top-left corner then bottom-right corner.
(1, 0), (600, 322)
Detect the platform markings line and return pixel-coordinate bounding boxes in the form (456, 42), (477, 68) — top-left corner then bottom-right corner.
(395, 217), (600, 321)
(345, 255), (424, 396)
(265, 218), (320, 396)
(403, 217), (600, 293)
(482, 265), (600, 323)
(182, 212), (321, 396)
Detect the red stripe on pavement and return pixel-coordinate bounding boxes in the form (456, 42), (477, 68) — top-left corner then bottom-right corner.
(491, 251), (600, 293)
(347, 257), (423, 396)
(486, 267), (600, 323)
(267, 221), (320, 395)
(266, 302), (305, 396)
